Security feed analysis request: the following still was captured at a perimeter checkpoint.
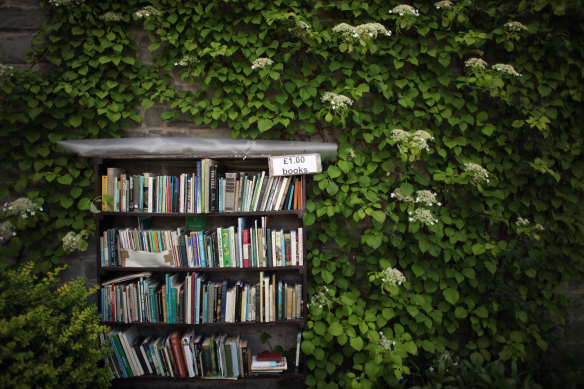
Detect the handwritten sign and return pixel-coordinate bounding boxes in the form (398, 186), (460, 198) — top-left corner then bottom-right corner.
(269, 153), (322, 177)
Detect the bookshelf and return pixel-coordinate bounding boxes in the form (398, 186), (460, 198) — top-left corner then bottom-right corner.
(94, 154), (310, 387)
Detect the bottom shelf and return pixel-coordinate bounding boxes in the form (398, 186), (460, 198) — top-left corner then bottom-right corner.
(112, 373), (305, 388)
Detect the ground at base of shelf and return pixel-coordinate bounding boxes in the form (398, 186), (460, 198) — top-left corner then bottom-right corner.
(111, 374), (305, 389)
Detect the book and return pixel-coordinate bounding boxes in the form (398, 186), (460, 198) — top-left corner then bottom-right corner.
(224, 172), (237, 212)
(170, 330), (187, 378)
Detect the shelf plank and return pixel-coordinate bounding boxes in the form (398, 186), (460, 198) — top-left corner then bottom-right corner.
(101, 319), (305, 328)
(100, 266), (304, 274)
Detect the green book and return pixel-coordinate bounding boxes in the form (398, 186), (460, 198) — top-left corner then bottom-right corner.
(111, 331), (134, 378)
(224, 340), (233, 377)
(221, 228), (231, 267)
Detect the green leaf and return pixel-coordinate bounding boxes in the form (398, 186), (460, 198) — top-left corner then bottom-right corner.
(329, 321), (344, 337)
(443, 288), (459, 305)
(400, 182), (414, 197)
(257, 119), (274, 132)
(141, 99), (155, 110)
(350, 336), (364, 351)
(314, 321), (327, 335)
(302, 340), (315, 355)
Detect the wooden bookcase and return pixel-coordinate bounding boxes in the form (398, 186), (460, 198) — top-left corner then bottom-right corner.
(93, 155), (308, 387)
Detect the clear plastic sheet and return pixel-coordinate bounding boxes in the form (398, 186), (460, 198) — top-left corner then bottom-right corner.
(57, 137), (338, 161)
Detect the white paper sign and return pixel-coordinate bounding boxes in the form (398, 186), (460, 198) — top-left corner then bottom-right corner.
(269, 153), (322, 177)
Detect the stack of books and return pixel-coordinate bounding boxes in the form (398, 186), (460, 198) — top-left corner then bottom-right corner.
(251, 353), (288, 376)
(103, 328), (252, 379)
(100, 217), (304, 268)
(102, 161), (302, 214)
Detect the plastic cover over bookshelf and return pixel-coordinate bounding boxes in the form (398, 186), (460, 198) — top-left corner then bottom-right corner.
(93, 153), (313, 385)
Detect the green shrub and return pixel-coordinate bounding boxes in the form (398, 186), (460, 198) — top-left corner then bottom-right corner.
(0, 262), (111, 389)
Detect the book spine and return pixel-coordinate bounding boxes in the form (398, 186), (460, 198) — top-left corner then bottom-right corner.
(170, 334), (187, 378)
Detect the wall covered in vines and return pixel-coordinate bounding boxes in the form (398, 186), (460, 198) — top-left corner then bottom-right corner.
(1, 0), (583, 387)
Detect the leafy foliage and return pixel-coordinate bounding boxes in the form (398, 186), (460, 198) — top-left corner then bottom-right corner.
(0, 262), (111, 388)
(1, 0), (583, 387)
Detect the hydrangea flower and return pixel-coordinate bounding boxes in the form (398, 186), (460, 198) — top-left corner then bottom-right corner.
(297, 20), (311, 29)
(308, 286), (330, 309)
(492, 63), (522, 77)
(3, 198), (42, 217)
(174, 55), (200, 66)
(378, 332), (396, 352)
(390, 188), (414, 203)
(134, 6), (160, 19)
(48, 0), (81, 6)
(62, 231), (86, 253)
(391, 129), (433, 151)
(408, 208), (438, 225)
(321, 92), (353, 111)
(381, 267), (407, 286)
(435, 1), (454, 9)
(251, 57), (274, 70)
(100, 12), (123, 22)
(515, 217), (530, 227)
(415, 190), (441, 206)
(465, 57), (488, 71)
(389, 4), (420, 16)
(0, 64), (14, 77)
(505, 21), (528, 32)
(464, 162), (490, 183)
(332, 23), (391, 40)
(0, 221), (15, 241)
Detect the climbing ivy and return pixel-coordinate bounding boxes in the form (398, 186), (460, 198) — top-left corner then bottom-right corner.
(1, 0), (583, 387)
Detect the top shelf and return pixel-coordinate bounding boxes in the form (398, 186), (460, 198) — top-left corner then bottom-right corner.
(98, 210), (304, 218)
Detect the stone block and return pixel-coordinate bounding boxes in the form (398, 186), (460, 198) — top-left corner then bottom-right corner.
(0, 32), (34, 63)
(0, 7), (47, 31)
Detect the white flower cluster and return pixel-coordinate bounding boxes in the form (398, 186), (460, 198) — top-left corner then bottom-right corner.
(464, 162), (490, 183)
(492, 63), (522, 77)
(435, 1), (454, 9)
(251, 57), (274, 70)
(389, 4), (420, 16)
(134, 6), (160, 19)
(505, 21), (528, 32)
(100, 12), (123, 22)
(332, 22), (392, 40)
(62, 231), (86, 253)
(378, 332), (396, 352)
(0, 64), (14, 77)
(381, 267), (407, 286)
(0, 221), (16, 241)
(321, 92), (353, 111)
(515, 217), (545, 231)
(465, 57), (488, 71)
(174, 55), (200, 66)
(409, 207), (438, 225)
(390, 188), (414, 203)
(391, 129), (434, 151)
(415, 190), (441, 206)
(48, 0), (80, 6)
(3, 198), (42, 218)
(297, 20), (311, 30)
(308, 286), (330, 309)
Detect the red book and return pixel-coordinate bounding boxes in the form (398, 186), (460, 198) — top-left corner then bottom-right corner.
(242, 229), (250, 268)
(256, 352), (282, 362)
(170, 330), (187, 378)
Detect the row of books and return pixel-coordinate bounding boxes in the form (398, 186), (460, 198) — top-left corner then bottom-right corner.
(100, 272), (303, 324)
(102, 162), (303, 214)
(103, 328), (253, 379)
(101, 217), (303, 268)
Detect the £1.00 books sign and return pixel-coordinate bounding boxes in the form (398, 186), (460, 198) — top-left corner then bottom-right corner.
(269, 154), (322, 177)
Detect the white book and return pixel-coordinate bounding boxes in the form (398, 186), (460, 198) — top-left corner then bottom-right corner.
(229, 226), (236, 268)
(291, 230), (297, 266)
(275, 176), (290, 211)
(298, 227), (303, 266)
